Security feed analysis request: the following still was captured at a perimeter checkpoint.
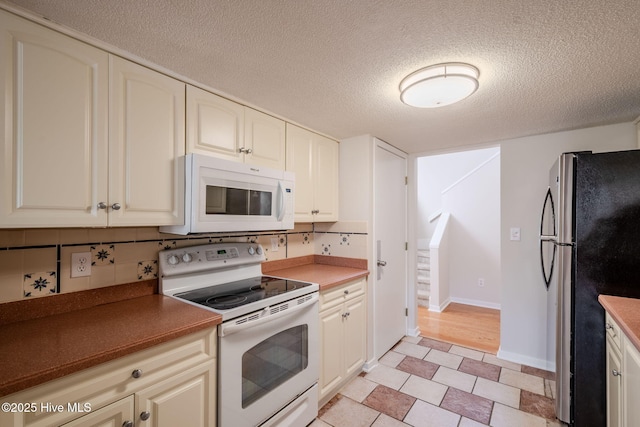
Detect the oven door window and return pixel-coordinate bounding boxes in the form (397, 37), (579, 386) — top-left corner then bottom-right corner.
(242, 325), (308, 408)
(205, 186), (272, 215)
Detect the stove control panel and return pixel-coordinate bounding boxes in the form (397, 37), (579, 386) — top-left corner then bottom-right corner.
(159, 242), (265, 277)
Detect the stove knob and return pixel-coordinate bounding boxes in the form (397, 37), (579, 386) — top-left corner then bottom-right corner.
(182, 253), (193, 263)
(167, 255), (180, 265)
(256, 246), (263, 255)
(248, 247), (255, 255)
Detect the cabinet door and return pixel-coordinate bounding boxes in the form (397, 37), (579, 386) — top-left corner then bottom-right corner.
(313, 135), (339, 222)
(0, 10), (108, 227)
(61, 396), (134, 427)
(244, 107), (285, 169)
(186, 85), (244, 161)
(136, 362), (215, 427)
(109, 56), (185, 226)
(607, 338), (622, 427)
(319, 304), (344, 400)
(623, 337), (640, 427)
(343, 294), (366, 377)
(286, 124), (315, 222)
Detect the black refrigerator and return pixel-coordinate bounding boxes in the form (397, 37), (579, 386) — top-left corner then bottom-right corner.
(540, 150), (640, 426)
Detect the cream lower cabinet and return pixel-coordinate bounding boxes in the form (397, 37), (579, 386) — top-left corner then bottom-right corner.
(0, 10), (184, 228)
(0, 328), (216, 427)
(286, 124), (339, 222)
(605, 312), (640, 427)
(319, 278), (366, 405)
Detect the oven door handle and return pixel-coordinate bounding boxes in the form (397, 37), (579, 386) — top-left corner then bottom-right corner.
(219, 293), (318, 337)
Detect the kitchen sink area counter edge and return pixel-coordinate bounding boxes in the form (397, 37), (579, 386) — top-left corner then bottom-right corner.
(0, 282), (221, 398)
(262, 255), (369, 290)
(599, 294), (640, 352)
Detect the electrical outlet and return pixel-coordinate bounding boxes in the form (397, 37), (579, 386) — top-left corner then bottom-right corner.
(71, 252), (92, 278)
(478, 278), (485, 287)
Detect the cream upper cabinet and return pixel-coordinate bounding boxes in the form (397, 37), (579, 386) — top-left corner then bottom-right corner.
(0, 10), (109, 227)
(109, 56), (185, 226)
(286, 124), (339, 222)
(244, 107), (286, 169)
(186, 85), (244, 161)
(0, 10), (184, 227)
(186, 85), (285, 169)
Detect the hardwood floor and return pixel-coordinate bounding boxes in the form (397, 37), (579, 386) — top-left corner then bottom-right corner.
(417, 303), (500, 354)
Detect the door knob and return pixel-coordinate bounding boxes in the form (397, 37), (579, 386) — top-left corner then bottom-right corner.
(377, 260), (387, 267)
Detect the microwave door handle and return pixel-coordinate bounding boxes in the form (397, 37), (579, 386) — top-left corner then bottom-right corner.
(276, 181), (285, 221)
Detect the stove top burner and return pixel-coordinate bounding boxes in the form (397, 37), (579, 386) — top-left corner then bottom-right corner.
(206, 294), (248, 309)
(174, 276), (313, 312)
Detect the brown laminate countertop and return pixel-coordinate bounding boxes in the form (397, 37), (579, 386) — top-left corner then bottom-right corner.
(0, 295), (221, 398)
(599, 294), (640, 352)
(263, 255), (369, 290)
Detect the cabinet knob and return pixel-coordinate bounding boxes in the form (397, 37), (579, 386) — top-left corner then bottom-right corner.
(131, 369), (143, 379)
(612, 369), (621, 377)
(344, 289), (349, 295)
(111, 203), (121, 211)
(97, 202), (107, 210)
(122, 421), (133, 427)
(605, 323), (613, 330)
(245, 148), (253, 154)
(311, 209), (319, 214)
(140, 411), (151, 421)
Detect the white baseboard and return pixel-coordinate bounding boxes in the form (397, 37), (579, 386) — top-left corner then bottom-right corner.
(450, 297), (501, 310)
(428, 298), (451, 313)
(497, 347), (555, 371)
(406, 326), (420, 337)
(362, 358), (378, 373)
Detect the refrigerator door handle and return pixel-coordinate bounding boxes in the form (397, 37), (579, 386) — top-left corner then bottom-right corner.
(539, 187), (557, 288)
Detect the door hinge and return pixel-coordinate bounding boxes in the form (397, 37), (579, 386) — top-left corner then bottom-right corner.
(405, 308), (408, 316)
(405, 242), (408, 250)
(405, 176), (408, 185)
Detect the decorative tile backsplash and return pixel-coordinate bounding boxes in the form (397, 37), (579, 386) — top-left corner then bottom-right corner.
(0, 222), (368, 304)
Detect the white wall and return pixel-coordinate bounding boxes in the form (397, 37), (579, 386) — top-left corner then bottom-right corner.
(499, 122), (636, 370)
(417, 148), (499, 246)
(417, 147), (501, 308)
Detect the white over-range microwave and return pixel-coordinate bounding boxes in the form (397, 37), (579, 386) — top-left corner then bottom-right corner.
(161, 154), (295, 235)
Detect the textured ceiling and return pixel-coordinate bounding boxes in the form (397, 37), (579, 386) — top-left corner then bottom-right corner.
(5, 0), (640, 154)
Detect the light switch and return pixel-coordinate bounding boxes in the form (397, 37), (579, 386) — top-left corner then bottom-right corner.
(510, 227), (521, 241)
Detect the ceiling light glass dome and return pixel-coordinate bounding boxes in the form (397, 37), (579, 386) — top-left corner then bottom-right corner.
(399, 63), (479, 108)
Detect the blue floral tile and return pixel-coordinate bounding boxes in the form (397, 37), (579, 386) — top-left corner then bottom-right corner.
(340, 233), (351, 246)
(302, 233), (311, 245)
(23, 271), (57, 298)
(91, 244), (115, 266)
(137, 260), (158, 280)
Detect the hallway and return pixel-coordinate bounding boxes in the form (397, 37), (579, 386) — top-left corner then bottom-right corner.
(418, 303), (500, 354)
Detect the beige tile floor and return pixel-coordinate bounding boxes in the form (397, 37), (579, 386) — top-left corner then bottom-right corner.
(313, 336), (565, 427)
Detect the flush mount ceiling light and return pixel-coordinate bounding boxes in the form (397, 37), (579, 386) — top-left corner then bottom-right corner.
(399, 62), (479, 108)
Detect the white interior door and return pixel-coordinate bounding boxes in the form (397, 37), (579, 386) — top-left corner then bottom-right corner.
(374, 141), (407, 358)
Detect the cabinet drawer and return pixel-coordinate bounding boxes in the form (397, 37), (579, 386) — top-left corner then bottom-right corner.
(2, 328), (216, 427)
(320, 278), (365, 311)
(606, 312), (622, 351)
